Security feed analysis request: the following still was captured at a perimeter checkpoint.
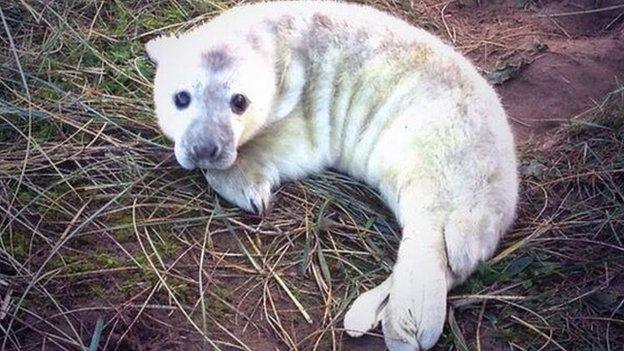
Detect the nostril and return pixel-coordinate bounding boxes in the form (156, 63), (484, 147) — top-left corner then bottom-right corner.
(209, 144), (221, 159)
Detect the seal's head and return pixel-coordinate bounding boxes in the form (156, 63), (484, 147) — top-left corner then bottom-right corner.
(146, 33), (276, 170)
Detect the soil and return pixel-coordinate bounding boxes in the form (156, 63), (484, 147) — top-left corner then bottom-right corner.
(442, 0), (624, 139)
(499, 36), (624, 137)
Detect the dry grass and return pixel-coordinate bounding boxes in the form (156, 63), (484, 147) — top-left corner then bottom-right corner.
(1, 1), (623, 350)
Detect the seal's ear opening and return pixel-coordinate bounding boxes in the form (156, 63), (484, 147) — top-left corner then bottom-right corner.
(145, 35), (176, 65)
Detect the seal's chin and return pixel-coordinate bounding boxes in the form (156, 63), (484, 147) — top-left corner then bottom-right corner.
(177, 158), (197, 170)
(174, 145), (197, 170)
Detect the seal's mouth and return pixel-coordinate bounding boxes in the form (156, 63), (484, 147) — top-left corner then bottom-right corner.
(174, 142), (237, 171)
(192, 150), (237, 170)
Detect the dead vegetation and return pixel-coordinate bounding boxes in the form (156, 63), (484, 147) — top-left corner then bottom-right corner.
(0, 1), (623, 350)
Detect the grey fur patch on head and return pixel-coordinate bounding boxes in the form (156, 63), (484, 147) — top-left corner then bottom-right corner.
(247, 33), (261, 51)
(275, 15), (295, 31)
(312, 13), (333, 28)
(204, 47), (235, 71)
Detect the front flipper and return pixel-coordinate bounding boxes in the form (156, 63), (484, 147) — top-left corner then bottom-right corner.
(204, 162), (275, 215)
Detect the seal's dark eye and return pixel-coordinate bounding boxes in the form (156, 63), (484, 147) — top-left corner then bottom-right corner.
(230, 94), (249, 115)
(174, 91), (191, 109)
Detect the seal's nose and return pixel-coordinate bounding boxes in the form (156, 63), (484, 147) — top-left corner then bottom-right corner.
(190, 141), (222, 163)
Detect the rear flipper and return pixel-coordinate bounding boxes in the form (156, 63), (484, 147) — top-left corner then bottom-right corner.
(343, 276), (391, 337)
(381, 234), (448, 351)
(444, 207), (507, 286)
(344, 223), (448, 351)
(344, 205), (510, 350)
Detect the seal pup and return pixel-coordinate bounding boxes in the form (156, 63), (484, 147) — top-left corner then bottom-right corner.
(146, 2), (519, 349)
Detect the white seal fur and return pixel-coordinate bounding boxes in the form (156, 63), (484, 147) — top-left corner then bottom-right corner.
(146, 2), (519, 349)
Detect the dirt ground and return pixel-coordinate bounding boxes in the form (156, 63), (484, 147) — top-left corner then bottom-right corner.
(1, 1), (623, 350)
(393, 0), (624, 140)
(480, 0), (624, 138)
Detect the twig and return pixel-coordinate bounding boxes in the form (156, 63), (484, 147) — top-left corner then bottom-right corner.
(538, 4), (624, 17)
